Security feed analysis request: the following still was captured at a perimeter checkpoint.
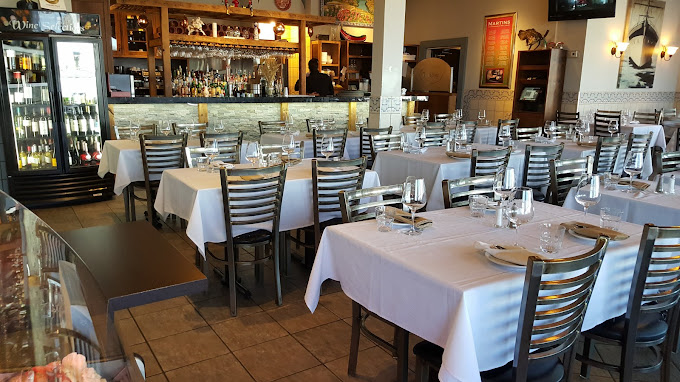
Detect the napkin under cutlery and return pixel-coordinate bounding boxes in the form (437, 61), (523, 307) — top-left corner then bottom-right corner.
(385, 206), (433, 229)
(474, 241), (543, 266)
(617, 180), (650, 191)
(445, 151), (471, 159)
(560, 221), (629, 241)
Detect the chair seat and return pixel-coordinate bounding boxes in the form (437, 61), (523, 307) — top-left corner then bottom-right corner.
(413, 341), (564, 382)
(584, 312), (668, 342)
(233, 229), (273, 245)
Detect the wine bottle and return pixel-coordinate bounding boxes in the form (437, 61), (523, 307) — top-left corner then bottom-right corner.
(64, 109), (72, 136)
(18, 146), (27, 169)
(78, 107), (88, 135)
(86, 106), (96, 135)
(80, 141), (91, 164)
(34, 143), (43, 169)
(91, 141), (102, 162)
(38, 109), (48, 137)
(49, 140), (56, 167)
(22, 74), (32, 105)
(43, 141), (52, 167)
(13, 72), (24, 104)
(46, 107), (53, 136)
(26, 146), (33, 168)
(89, 106), (100, 135)
(31, 111), (39, 138)
(23, 112), (31, 138)
(69, 109), (79, 136)
(14, 107), (24, 139)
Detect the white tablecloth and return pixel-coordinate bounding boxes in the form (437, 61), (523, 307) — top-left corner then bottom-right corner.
(98, 139), (244, 195)
(619, 123), (666, 150)
(662, 120), (679, 150)
(154, 159), (381, 256)
(260, 131), (361, 159)
(305, 202), (644, 382)
(563, 180), (680, 226)
(400, 126), (498, 145)
(372, 145), (524, 211)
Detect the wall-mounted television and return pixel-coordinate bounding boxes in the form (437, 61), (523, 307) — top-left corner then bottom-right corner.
(548, 0), (617, 21)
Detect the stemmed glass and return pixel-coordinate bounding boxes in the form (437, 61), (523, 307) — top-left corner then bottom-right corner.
(544, 120), (556, 140)
(285, 114), (295, 132)
(204, 139), (219, 172)
(493, 166), (517, 227)
(282, 132), (296, 159)
(506, 187), (534, 244)
(478, 110), (486, 124)
(455, 126), (468, 151)
(401, 176), (427, 236)
(498, 125), (511, 147)
(245, 141), (260, 167)
(415, 125), (427, 151)
(129, 120), (140, 140)
(607, 120), (619, 137)
(421, 109), (430, 124)
(574, 119), (586, 142)
(159, 121), (172, 136)
(574, 174), (602, 215)
(320, 136), (335, 160)
(214, 120), (226, 133)
(623, 150), (645, 193)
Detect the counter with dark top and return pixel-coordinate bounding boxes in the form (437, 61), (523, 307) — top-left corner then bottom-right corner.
(107, 95), (427, 104)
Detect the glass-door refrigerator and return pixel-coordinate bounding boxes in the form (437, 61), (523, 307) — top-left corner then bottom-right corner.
(0, 8), (113, 207)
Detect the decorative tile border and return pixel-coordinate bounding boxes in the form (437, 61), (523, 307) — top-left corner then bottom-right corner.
(579, 91), (676, 104)
(561, 92), (579, 104)
(461, 89), (514, 120)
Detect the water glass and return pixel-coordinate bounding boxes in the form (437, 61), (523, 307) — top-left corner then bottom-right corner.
(600, 207), (623, 230)
(469, 195), (488, 218)
(603, 172), (616, 190)
(196, 157), (208, 172)
(376, 214), (394, 232)
(539, 223), (566, 254)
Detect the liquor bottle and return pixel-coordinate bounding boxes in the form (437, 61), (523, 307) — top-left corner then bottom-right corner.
(78, 107), (88, 136)
(80, 141), (91, 164)
(31, 111), (40, 138)
(38, 109), (49, 137)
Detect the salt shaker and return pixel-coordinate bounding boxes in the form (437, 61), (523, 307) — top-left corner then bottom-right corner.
(670, 175), (676, 194)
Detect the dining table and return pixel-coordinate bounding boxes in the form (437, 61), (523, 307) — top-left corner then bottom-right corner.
(372, 145), (525, 211)
(260, 130), (361, 159)
(400, 124), (498, 146)
(305, 202), (645, 382)
(153, 159), (381, 256)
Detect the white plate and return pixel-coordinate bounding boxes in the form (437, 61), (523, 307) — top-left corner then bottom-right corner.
(484, 252), (526, 271)
(567, 229), (597, 241)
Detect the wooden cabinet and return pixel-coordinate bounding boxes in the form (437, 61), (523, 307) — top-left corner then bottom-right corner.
(340, 41), (372, 90)
(311, 41), (342, 86)
(71, 0), (113, 72)
(512, 49), (567, 128)
(110, 11), (161, 59)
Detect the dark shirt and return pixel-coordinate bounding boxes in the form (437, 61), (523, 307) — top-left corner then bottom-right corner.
(295, 71), (334, 97)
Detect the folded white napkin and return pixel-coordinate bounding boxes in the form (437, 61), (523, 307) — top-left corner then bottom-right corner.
(474, 241), (543, 266)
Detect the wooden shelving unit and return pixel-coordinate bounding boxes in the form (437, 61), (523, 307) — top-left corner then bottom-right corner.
(311, 41), (342, 84)
(512, 49), (567, 128)
(340, 41), (372, 90)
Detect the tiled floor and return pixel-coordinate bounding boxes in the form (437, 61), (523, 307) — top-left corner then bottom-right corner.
(35, 196), (680, 382)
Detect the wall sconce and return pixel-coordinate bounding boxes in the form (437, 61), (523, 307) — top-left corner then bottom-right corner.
(307, 26), (314, 38)
(273, 22), (285, 40)
(660, 45), (678, 61)
(610, 41), (628, 58)
(137, 14), (149, 29)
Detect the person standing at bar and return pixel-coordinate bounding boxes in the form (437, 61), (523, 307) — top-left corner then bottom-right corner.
(295, 58), (334, 97)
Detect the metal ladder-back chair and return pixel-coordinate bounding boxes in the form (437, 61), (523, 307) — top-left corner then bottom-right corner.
(633, 111), (660, 125)
(594, 136), (623, 174)
(459, 121), (478, 144)
(442, 174), (495, 209)
(114, 124), (156, 140)
(514, 126), (542, 142)
(415, 237), (609, 382)
(370, 133), (402, 166)
(51, 328), (102, 366)
(312, 128), (348, 159)
(200, 132), (243, 164)
(522, 143), (565, 201)
(622, 132), (653, 178)
(421, 130), (448, 147)
(594, 112), (621, 137)
(470, 146), (512, 177)
(434, 113), (453, 122)
(260, 141), (305, 159)
(172, 123), (207, 138)
(403, 115), (420, 128)
(37, 224), (69, 271)
(140, 134), (187, 228)
(360, 126), (392, 165)
(339, 184), (409, 379)
(547, 156), (593, 206)
(652, 150), (680, 176)
(258, 120), (286, 135)
(556, 110), (579, 127)
(306, 118), (336, 132)
(497, 119), (520, 143)
(215, 165), (287, 316)
(659, 108), (677, 122)
(578, 224), (680, 382)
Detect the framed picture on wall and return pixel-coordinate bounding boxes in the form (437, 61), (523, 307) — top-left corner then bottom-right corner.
(320, 0), (374, 27)
(480, 12), (517, 89)
(38, 0), (67, 11)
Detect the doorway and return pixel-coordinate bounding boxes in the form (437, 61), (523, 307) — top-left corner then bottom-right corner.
(418, 37), (468, 109)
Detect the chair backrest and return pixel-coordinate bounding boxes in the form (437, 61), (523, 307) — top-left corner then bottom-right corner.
(37, 224), (69, 271)
(556, 111), (579, 126)
(653, 150), (680, 175)
(597, 109), (622, 117)
(552, 124), (571, 139)
(594, 136), (623, 174)
(497, 119), (520, 144)
(200, 132), (243, 164)
(312, 128), (348, 159)
(633, 111), (659, 125)
(460, 123), (478, 144)
(51, 328), (102, 365)
(339, 184), (404, 223)
(422, 130), (449, 147)
(219, 165), (287, 242)
(434, 113), (453, 122)
(522, 143), (565, 192)
(306, 118), (336, 132)
(140, 134), (187, 195)
(402, 115), (420, 127)
(114, 124), (156, 139)
(594, 112), (621, 137)
(184, 146), (207, 168)
(259, 120), (286, 135)
(624, 131), (653, 158)
(512, 237), (608, 381)
(312, 158), (367, 248)
(470, 146), (512, 177)
(514, 126), (541, 142)
(172, 123), (207, 138)
(370, 133), (402, 165)
(661, 108), (677, 121)
(548, 156), (593, 206)
(442, 174), (495, 209)
(260, 140), (305, 159)
(360, 126), (393, 159)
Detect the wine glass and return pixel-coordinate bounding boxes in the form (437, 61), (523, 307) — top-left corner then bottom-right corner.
(455, 126), (467, 150)
(574, 174), (602, 215)
(498, 125), (511, 147)
(493, 166), (517, 211)
(623, 150), (645, 192)
(421, 109), (430, 124)
(282, 133), (296, 158)
(245, 141), (260, 167)
(159, 121), (172, 136)
(478, 110), (486, 124)
(285, 114), (294, 132)
(574, 119), (586, 141)
(129, 120), (140, 140)
(214, 120), (226, 133)
(401, 176), (427, 236)
(320, 136), (335, 160)
(506, 187), (534, 244)
(415, 125), (427, 151)
(544, 120), (556, 140)
(204, 139), (219, 172)
(607, 120), (619, 137)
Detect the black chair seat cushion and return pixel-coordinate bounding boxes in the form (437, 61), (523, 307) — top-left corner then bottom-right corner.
(233, 229), (272, 245)
(584, 312), (667, 342)
(413, 341), (563, 382)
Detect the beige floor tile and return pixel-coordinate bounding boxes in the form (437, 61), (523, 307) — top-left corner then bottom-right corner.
(274, 365), (340, 382)
(325, 346), (415, 382)
(319, 292), (353, 319)
(116, 318), (145, 347)
(49, 221), (84, 232)
(293, 321), (374, 364)
(268, 300), (339, 334)
(135, 304), (207, 340)
(212, 311), (288, 351)
(129, 296), (189, 317)
(194, 295), (262, 324)
(165, 354), (254, 382)
(149, 326), (229, 372)
(128, 342), (162, 377)
(234, 336), (320, 382)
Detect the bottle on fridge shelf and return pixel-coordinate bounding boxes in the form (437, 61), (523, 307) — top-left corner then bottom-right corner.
(69, 109), (79, 136)
(33, 144), (42, 169)
(31, 111), (39, 138)
(90, 107), (100, 135)
(23, 112), (31, 138)
(18, 146), (27, 169)
(22, 74), (32, 105)
(46, 107), (53, 136)
(42, 141), (52, 167)
(68, 138), (78, 166)
(13, 72), (24, 104)
(26, 146), (33, 168)
(14, 108), (24, 139)
(38, 109), (48, 137)
(91, 140), (102, 162)
(78, 107), (88, 136)
(49, 140), (56, 167)
(64, 109), (72, 136)
(86, 106), (96, 136)
(80, 141), (91, 164)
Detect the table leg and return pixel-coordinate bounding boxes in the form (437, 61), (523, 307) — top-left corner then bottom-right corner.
(123, 185), (131, 222)
(396, 327), (410, 382)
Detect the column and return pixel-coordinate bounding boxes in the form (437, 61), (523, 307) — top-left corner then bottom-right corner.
(369, 0), (406, 130)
